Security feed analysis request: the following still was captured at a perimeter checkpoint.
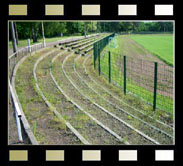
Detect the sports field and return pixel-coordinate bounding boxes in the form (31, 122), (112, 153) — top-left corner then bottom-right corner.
(105, 34), (174, 66)
(130, 34), (174, 66)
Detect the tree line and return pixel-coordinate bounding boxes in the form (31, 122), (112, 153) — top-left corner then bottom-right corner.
(9, 21), (173, 42)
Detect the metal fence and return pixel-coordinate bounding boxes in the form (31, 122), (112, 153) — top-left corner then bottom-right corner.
(93, 33), (115, 70)
(93, 38), (173, 114)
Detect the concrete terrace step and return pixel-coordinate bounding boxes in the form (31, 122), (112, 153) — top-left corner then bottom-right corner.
(72, 39), (96, 49)
(65, 34), (99, 47)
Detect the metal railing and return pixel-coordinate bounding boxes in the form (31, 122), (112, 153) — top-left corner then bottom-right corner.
(8, 42), (44, 143)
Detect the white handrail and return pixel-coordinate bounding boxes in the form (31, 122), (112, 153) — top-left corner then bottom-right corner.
(9, 79), (23, 142)
(9, 80), (22, 117)
(8, 42), (43, 144)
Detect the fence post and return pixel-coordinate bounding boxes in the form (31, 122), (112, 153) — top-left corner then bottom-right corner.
(108, 51), (111, 83)
(98, 48), (101, 75)
(99, 40), (101, 51)
(124, 56), (126, 95)
(153, 62), (158, 110)
(94, 43), (96, 69)
(96, 42), (98, 70)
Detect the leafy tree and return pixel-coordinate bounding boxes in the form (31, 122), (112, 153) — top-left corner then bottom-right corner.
(44, 22), (67, 37)
(9, 21), (173, 42)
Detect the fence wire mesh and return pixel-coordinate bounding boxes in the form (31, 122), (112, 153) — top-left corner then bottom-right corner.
(93, 37), (174, 114)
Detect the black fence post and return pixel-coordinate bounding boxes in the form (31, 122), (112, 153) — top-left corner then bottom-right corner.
(124, 56), (127, 95)
(96, 42), (98, 67)
(153, 62), (158, 110)
(98, 48), (101, 75)
(108, 51), (111, 83)
(93, 43), (96, 69)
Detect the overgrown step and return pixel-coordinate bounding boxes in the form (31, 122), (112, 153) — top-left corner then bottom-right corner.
(14, 48), (82, 145)
(53, 53), (155, 145)
(63, 53), (173, 144)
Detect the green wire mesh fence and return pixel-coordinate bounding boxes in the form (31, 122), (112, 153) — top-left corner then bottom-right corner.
(93, 37), (173, 115)
(93, 33), (115, 70)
